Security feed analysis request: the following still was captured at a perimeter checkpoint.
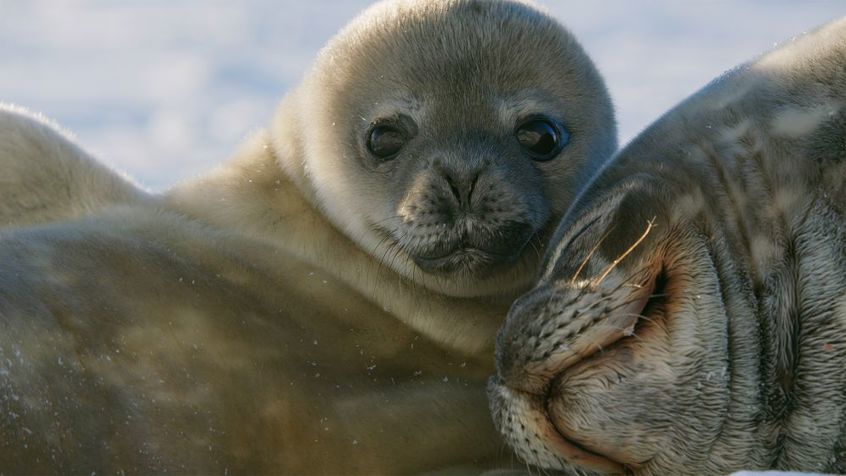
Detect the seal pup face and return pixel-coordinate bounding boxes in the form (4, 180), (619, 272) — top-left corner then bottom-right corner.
(489, 18), (846, 475)
(273, 0), (616, 298)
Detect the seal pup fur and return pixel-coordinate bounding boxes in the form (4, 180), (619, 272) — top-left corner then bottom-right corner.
(0, 104), (147, 228)
(0, 0), (616, 473)
(170, 0), (617, 304)
(490, 17), (846, 475)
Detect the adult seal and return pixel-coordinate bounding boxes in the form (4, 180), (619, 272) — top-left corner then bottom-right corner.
(489, 17), (846, 475)
(0, 0), (616, 473)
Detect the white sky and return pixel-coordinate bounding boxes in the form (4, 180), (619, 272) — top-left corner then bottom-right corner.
(1, 1), (843, 190)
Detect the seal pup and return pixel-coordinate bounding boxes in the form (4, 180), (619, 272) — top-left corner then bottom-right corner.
(0, 0), (616, 473)
(165, 0), (618, 352)
(170, 0), (617, 305)
(0, 104), (147, 228)
(489, 17), (846, 475)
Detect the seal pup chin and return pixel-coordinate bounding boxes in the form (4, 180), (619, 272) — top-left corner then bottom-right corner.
(0, 1), (618, 473)
(490, 17), (846, 475)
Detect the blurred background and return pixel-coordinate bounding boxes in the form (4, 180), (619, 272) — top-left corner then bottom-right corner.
(1, 1), (843, 190)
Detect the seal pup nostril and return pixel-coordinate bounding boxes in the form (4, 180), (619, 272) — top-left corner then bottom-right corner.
(467, 170), (480, 206)
(446, 173), (463, 205)
(438, 164), (483, 211)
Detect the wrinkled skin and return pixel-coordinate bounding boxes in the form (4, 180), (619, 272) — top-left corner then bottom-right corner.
(490, 18), (846, 475)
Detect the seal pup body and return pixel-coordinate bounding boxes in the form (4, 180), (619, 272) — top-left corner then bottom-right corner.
(165, 0), (617, 349)
(0, 0), (616, 473)
(0, 104), (147, 228)
(490, 18), (846, 475)
(0, 205), (501, 474)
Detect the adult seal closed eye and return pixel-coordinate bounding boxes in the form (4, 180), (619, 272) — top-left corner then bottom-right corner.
(0, 0), (616, 473)
(490, 17), (846, 475)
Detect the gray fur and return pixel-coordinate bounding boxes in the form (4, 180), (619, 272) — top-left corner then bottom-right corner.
(0, 0), (616, 473)
(490, 17), (846, 475)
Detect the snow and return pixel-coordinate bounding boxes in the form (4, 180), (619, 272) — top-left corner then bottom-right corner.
(0, 1), (843, 190)
(732, 472), (830, 476)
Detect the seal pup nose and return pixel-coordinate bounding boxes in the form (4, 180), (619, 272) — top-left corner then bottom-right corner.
(436, 162), (482, 212)
(444, 170), (480, 210)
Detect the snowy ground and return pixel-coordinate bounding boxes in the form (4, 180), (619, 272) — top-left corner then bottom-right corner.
(1, 1), (843, 190)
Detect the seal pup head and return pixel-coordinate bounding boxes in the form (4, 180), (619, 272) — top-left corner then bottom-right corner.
(271, 0), (616, 298)
(489, 18), (846, 475)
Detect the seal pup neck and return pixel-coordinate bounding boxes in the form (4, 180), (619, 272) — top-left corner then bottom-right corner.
(167, 0), (618, 356)
(165, 130), (508, 358)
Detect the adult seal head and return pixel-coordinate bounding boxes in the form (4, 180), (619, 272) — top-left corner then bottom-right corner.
(489, 18), (846, 475)
(267, 0), (617, 300)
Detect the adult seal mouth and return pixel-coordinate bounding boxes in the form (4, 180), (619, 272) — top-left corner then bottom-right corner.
(489, 17), (846, 475)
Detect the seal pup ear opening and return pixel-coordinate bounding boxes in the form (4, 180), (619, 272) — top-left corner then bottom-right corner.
(270, 0), (617, 299)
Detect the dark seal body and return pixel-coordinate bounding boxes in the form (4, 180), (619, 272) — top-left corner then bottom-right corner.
(490, 17), (846, 475)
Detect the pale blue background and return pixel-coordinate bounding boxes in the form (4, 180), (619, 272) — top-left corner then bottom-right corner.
(1, 1), (844, 190)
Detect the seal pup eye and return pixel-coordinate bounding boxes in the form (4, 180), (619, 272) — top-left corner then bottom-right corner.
(515, 117), (569, 161)
(367, 125), (407, 160)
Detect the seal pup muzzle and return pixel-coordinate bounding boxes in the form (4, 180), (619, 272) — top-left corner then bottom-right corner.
(490, 17), (846, 475)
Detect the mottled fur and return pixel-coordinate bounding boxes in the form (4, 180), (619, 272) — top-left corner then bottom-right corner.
(490, 18), (846, 475)
(0, 0), (616, 473)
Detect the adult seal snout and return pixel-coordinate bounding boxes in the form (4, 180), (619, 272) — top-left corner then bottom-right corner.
(490, 18), (846, 475)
